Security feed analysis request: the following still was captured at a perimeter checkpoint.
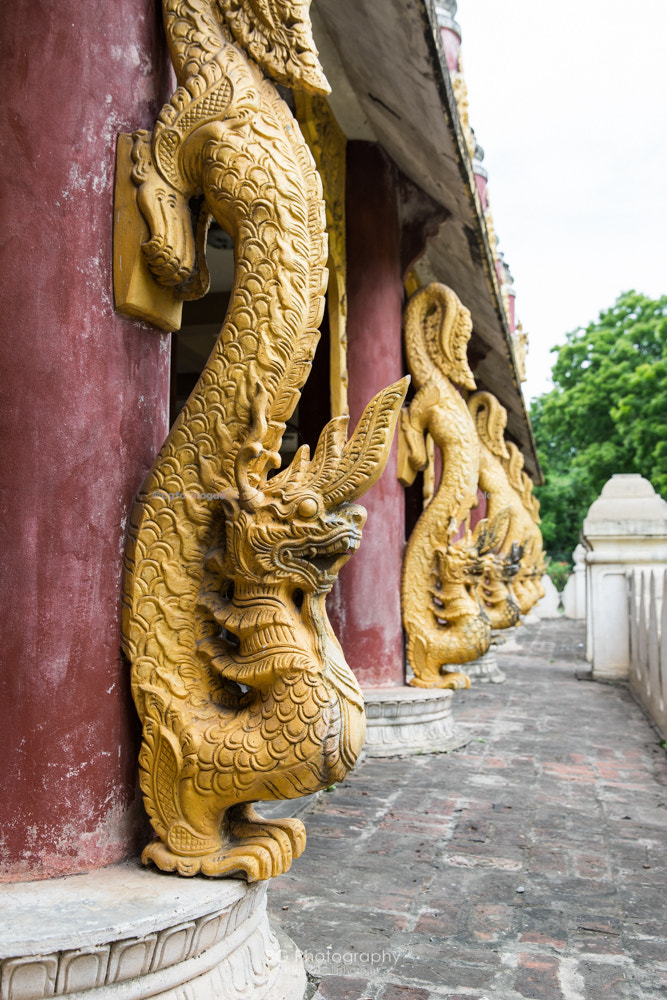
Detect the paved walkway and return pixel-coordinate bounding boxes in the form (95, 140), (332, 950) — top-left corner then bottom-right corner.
(268, 619), (667, 1000)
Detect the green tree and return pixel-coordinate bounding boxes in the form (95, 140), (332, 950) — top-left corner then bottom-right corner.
(530, 290), (667, 562)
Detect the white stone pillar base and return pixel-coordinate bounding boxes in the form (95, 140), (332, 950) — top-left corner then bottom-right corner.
(494, 627), (520, 652)
(362, 687), (471, 757)
(522, 613), (540, 625)
(0, 861), (305, 1000)
(462, 649), (506, 684)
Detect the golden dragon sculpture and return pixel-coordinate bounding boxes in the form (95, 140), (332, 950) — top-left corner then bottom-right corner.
(468, 391), (545, 615)
(503, 441), (542, 525)
(399, 283), (496, 689)
(119, 0), (407, 880)
(465, 512), (521, 631)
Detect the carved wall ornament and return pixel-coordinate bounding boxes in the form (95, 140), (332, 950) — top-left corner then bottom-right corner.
(399, 283), (492, 689)
(117, 0), (408, 880)
(450, 53), (476, 162)
(511, 320), (529, 383)
(468, 391), (545, 615)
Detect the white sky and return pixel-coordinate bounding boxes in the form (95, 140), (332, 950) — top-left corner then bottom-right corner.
(455, 0), (667, 403)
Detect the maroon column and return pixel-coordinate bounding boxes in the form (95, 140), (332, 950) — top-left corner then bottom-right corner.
(328, 142), (406, 688)
(0, 1), (171, 879)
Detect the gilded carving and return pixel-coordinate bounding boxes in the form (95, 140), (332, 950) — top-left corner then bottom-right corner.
(119, 0), (408, 879)
(450, 54), (476, 161)
(468, 391), (545, 615)
(511, 320), (529, 383)
(466, 513), (521, 631)
(399, 283), (491, 689)
(294, 91), (349, 418)
(503, 441), (540, 523)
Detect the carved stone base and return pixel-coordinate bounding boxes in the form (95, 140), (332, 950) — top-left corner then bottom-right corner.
(462, 649), (506, 684)
(494, 627), (520, 652)
(0, 861), (305, 1000)
(362, 686), (471, 757)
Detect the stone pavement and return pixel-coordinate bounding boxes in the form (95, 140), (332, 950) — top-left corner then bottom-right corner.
(267, 619), (667, 1000)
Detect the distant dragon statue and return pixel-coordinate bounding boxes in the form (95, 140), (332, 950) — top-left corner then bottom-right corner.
(464, 513), (521, 631)
(399, 283), (493, 689)
(468, 391), (545, 615)
(503, 441), (543, 525)
(119, 0), (407, 880)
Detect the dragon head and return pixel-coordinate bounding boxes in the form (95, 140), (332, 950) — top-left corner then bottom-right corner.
(468, 513), (521, 627)
(220, 377), (409, 595)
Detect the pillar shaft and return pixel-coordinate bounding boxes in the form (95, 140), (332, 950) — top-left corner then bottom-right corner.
(328, 142), (406, 688)
(0, 1), (171, 878)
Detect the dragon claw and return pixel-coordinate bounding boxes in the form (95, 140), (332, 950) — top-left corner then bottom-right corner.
(140, 805), (307, 881)
(408, 669), (471, 690)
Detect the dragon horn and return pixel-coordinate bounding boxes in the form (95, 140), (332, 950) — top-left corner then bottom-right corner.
(320, 376), (410, 506)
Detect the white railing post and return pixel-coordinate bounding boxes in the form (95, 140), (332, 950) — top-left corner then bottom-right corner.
(626, 555), (667, 738)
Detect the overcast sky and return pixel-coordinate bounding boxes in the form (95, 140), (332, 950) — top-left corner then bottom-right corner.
(454, 0), (667, 402)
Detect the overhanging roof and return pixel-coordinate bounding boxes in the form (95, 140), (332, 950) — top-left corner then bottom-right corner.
(313, 0), (542, 483)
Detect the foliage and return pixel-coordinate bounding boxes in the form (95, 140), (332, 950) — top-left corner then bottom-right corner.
(546, 560), (571, 592)
(530, 291), (667, 562)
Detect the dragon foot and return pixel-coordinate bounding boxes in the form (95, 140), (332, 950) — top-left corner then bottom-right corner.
(408, 635), (473, 690)
(141, 804), (306, 881)
(409, 670), (471, 690)
(208, 803), (307, 880)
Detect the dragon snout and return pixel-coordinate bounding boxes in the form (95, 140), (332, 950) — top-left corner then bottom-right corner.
(332, 502), (367, 531)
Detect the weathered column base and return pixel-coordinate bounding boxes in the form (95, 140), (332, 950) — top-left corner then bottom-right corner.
(0, 861), (305, 1000)
(362, 687), (471, 757)
(462, 649), (506, 684)
(494, 627), (521, 652)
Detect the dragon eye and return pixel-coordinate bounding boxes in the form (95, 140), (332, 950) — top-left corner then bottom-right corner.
(298, 497), (318, 518)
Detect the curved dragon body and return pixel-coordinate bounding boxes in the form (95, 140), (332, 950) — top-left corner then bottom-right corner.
(121, 0), (407, 879)
(468, 392), (545, 615)
(503, 442), (542, 524)
(502, 441), (546, 603)
(400, 284), (491, 689)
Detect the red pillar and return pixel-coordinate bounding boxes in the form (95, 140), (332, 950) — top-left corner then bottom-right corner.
(328, 142), (406, 688)
(0, 1), (171, 880)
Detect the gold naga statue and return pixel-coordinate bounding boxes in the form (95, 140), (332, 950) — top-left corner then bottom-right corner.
(468, 391), (545, 614)
(118, 0), (407, 880)
(465, 512), (521, 632)
(503, 440), (543, 525)
(399, 283), (493, 689)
